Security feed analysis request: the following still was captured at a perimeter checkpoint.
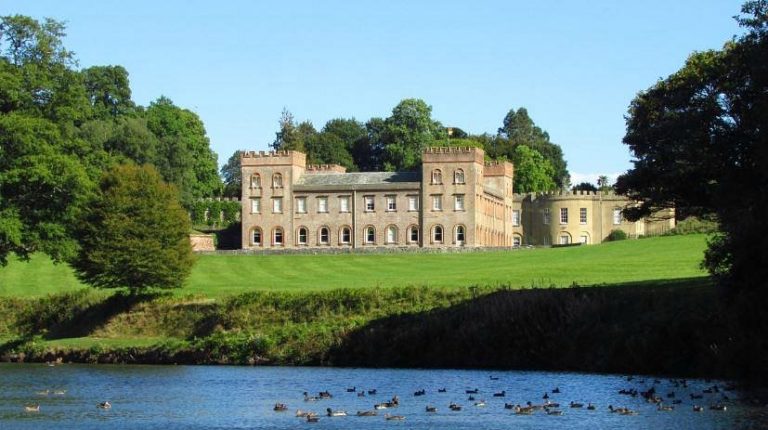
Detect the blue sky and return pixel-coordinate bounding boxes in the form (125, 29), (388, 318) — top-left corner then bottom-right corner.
(2, 1), (744, 184)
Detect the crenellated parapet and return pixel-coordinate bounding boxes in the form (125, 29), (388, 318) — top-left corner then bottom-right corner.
(241, 150), (306, 167)
(305, 164), (347, 174)
(483, 160), (514, 177)
(422, 146), (485, 164)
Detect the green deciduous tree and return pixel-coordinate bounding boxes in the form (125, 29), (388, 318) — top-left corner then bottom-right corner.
(511, 145), (556, 193)
(615, 1), (768, 381)
(380, 98), (446, 171)
(493, 107), (569, 188)
(220, 150), (242, 197)
(81, 65), (135, 119)
(71, 164), (194, 292)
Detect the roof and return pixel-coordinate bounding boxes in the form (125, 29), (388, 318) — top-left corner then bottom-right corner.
(293, 171), (421, 191)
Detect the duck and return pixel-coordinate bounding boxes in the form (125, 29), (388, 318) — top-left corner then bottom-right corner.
(357, 392), (365, 397)
(356, 410), (377, 416)
(53, 390), (66, 396)
(367, 389), (377, 395)
(466, 388), (479, 394)
(514, 405), (534, 415)
(274, 403), (288, 411)
(319, 390), (332, 399)
(569, 401), (584, 408)
(414, 389), (426, 396)
(546, 409), (563, 416)
(693, 405), (704, 412)
(657, 404), (674, 412)
(326, 407), (347, 417)
(98, 401), (111, 409)
(425, 405), (437, 413)
(493, 390), (506, 397)
(35, 389), (50, 396)
(346, 387), (356, 393)
(504, 403), (515, 410)
(474, 400), (486, 407)
(552, 387), (561, 394)
(709, 404), (727, 411)
(542, 392), (549, 399)
(385, 414), (405, 421)
(468, 395), (476, 401)
(449, 402), (462, 411)
(24, 404), (40, 412)
(306, 415), (319, 423)
(490, 376), (499, 380)
(587, 403), (596, 410)
(437, 388), (447, 393)
(303, 392), (320, 402)
(295, 410), (315, 417)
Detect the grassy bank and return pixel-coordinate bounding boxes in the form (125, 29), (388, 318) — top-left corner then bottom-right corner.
(0, 235), (709, 298)
(0, 235), (730, 377)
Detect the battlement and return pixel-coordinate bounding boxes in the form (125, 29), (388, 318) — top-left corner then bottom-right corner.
(483, 160), (514, 177)
(422, 146), (484, 164)
(305, 164), (347, 174)
(241, 150), (306, 167)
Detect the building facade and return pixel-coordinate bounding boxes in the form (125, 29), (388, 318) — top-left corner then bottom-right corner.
(240, 147), (673, 250)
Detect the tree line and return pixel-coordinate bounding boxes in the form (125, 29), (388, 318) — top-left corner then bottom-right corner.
(220, 100), (572, 196)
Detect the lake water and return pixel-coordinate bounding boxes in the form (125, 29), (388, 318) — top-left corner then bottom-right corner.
(0, 363), (765, 429)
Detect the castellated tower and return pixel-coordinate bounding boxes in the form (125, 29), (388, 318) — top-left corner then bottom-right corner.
(240, 150), (306, 248)
(421, 147), (486, 247)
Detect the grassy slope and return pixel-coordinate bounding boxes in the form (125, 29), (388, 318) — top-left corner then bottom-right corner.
(0, 235), (709, 299)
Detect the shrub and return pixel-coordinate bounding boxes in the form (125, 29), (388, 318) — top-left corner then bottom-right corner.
(607, 229), (628, 241)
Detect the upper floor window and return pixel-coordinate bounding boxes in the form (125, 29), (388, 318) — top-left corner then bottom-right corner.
(251, 198), (261, 214)
(295, 197), (306, 214)
(365, 195), (375, 211)
(543, 208), (551, 225)
(272, 173), (283, 188)
(512, 210), (520, 226)
(432, 195), (442, 211)
(317, 196), (328, 213)
(386, 195), (397, 211)
(339, 196), (350, 213)
(580, 207), (588, 224)
(454, 194), (465, 211)
(408, 195), (419, 211)
(250, 174), (261, 188)
(454, 169), (465, 184)
(613, 208), (622, 225)
(560, 208), (568, 224)
(431, 169), (442, 185)
(272, 197), (283, 213)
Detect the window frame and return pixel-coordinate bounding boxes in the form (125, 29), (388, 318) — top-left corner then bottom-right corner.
(339, 195), (350, 213)
(319, 226), (330, 244)
(251, 197), (261, 214)
(295, 196), (307, 214)
(386, 195), (397, 212)
(317, 196), (328, 213)
(365, 226), (376, 244)
(454, 169), (465, 185)
(251, 227), (262, 246)
(580, 207), (588, 224)
(512, 209), (520, 226)
(273, 227), (284, 246)
(272, 173), (283, 188)
(297, 227), (308, 245)
(364, 195), (375, 212)
(432, 169), (442, 185)
(433, 225), (444, 243)
(272, 197), (283, 213)
(407, 195), (419, 211)
(454, 194), (465, 211)
(432, 194), (442, 211)
(560, 207), (568, 224)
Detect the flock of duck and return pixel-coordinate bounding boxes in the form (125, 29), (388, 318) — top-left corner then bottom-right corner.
(271, 376), (736, 423)
(23, 388), (111, 414)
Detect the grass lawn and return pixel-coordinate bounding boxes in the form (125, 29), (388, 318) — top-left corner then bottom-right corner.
(0, 234), (709, 299)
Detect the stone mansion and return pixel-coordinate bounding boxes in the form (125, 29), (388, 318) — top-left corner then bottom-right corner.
(240, 147), (673, 250)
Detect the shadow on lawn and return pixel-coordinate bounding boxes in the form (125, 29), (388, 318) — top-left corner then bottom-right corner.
(15, 289), (168, 340)
(328, 277), (734, 377)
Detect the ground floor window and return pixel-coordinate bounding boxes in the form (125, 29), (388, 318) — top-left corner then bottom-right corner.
(559, 234), (570, 245)
(340, 227), (351, 244)
(297, 227), (308, 245)
(513, 236), (521, 247)
(319, 227), (330, 244)
(580, 234), (589, 244)
(409, 225), (419, 243)
(365, 226), (375, 244)
(386, 225), (397, 244)
(273, 227), (284, 246)
(455, 225), (465, 243)
(433, 225), (443, 243)
(251, 228), (262, 246)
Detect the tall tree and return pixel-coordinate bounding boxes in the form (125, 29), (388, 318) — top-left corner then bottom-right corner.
(145, 96), (221, 205)
(495, 108), (569, 187)
(615, 1), (768, 381)
(220, 150), (243, 197)
(71, 164), (194, 292)
(81, 65), (135, 119)
(381, 98), (446, 171)
(510, 145), (556, 193)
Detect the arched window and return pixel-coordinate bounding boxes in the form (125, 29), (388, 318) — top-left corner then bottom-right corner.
(454, 169), (465, 184)
(408, 225), (420, 243)
(513, 234), (522, 247)
(297, 227), (308, 245)
(319, 227), (330, 244)
(251, 227), (262, 246)
(272, 173), (283, 188)
(455, 225), (465, 244)
(432, 169), (442, 185)
(433, 225), (444, 243)
(250, 173), (261, 188)
(340, 226), (351, 244)
(386, 225), (398, 244)
(273, 227), (284, 246)
(365, 226), (376, 244)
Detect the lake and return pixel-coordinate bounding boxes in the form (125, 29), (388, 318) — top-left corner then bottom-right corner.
(0, 364), (765, 429)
